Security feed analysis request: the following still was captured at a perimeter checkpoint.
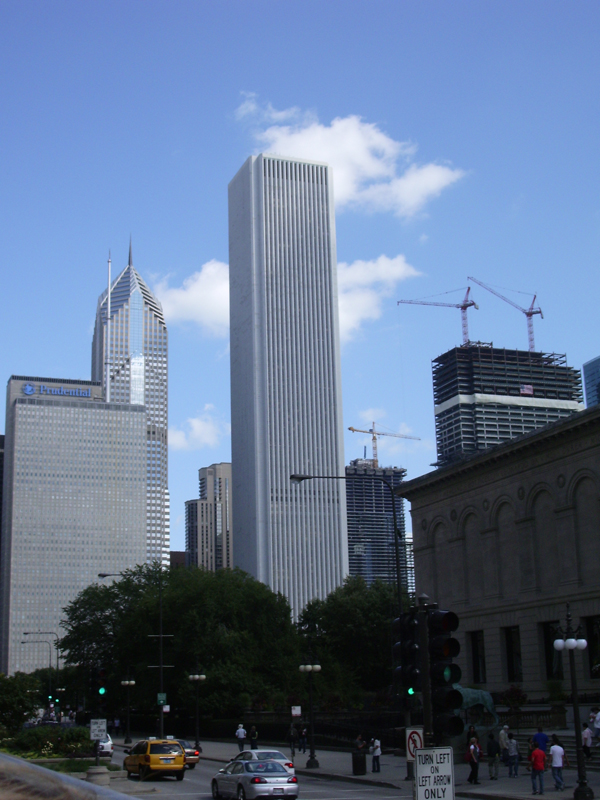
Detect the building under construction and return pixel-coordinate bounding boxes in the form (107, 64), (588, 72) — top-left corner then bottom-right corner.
(433, 343), (584, 466)
(345, 459), (414, 594)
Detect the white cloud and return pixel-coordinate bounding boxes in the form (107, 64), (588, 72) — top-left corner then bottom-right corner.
(358, 409), (387, 425)
(169, 405), (230, 451)
(337, 254), (420, 341)
(238, 95), (464, 218)
(154, 259), (229, 337)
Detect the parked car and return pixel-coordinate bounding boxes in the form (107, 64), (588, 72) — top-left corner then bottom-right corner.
(174, 739), (200, 768)
(123, 739), (185, 781)
(211, 759), (299, 799)
(98, 734), (114, 757)
(233, 749), (295, 774)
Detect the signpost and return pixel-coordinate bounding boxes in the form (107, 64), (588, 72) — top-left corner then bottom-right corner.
(90, 719), (107, 767)
(291, 706), (302, 717)
(406, 727), (424, 762)
(157, 693), (167, 706)
(414, 747), (454, 800)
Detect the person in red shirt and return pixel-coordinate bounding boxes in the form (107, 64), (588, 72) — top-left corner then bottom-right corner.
(531, 746), (546, 795)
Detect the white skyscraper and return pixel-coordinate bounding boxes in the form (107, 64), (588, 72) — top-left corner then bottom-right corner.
(92, 246), (170, 565)
(228, 154), (348, 617)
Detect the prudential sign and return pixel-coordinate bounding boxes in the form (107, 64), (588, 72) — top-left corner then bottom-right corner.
(21, 383), (92, 398)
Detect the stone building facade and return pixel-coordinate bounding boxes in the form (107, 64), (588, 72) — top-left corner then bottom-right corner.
(397, 405), (600, 698)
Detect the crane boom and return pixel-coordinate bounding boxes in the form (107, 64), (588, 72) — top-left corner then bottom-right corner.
(348, 422), (420, 468)
(467, 276), (543, 351)
(398, 287), (478, 345)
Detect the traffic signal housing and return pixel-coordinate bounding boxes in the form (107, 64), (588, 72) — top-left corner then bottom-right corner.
(428, 609), (464, 737)
(393, 609), (421, 698)
(98, 668), (107, 696)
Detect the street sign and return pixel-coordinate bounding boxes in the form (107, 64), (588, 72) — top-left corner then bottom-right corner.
(291, 706), (301, 717)
(157, 693), (167, 706)
(90, 719), (107, 740)
(163, 705), (170, 713)
(414, 747), (454, 800)
(406, 726), (424, 762)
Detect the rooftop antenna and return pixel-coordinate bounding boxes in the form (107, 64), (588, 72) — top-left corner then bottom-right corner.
(106, 251), (111, 403)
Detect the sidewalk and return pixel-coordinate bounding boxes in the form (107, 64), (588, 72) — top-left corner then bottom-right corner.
(112, 737), (600, 798)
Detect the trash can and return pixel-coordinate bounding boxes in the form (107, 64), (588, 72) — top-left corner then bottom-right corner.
(352, 751), (367, 775)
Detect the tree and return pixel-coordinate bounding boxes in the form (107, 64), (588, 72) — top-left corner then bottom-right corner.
(0, 672), (40, 734)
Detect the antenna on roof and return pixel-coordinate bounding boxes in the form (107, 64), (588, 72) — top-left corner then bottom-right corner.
(106, 251), (112, 403)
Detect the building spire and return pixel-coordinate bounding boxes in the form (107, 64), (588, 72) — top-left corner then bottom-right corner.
(128, 236), (133, 267)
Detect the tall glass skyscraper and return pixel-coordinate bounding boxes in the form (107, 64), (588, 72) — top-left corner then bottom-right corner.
(92, 247), (169, 565)
(185, 462), (233, 571)
(583, 356), (600, 407)
(228, 154), (348, 618)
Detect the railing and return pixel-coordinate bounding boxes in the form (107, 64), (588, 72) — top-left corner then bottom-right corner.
(497, 708), (567, 731)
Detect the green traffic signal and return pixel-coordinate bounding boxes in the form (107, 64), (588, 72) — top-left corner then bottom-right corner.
(98, 687), (106, 695)
(407, 687), (415, 696)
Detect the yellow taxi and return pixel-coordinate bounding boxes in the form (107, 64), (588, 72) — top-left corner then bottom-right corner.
(123, 738), (186, 781)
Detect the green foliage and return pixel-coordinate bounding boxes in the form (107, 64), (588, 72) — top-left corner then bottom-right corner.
(298, 576), (400, 695)
(500, 684), (528, 709)
(6, 725), (90, 757)
(0, 673), (41, 734)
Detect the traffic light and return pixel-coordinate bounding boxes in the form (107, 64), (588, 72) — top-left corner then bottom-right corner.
(427, 609), (464, 737)
(98, 668), (107, 696)
(393, 609), (421, 697)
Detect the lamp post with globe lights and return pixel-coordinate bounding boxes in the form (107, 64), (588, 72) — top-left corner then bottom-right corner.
(188, 672), (206, 750)
(121, 679), (136, 744)
(553, 604), (593, 800)
(299, 659), (321, 769)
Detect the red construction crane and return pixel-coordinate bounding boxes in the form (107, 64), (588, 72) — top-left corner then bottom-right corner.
(348, 422), (420, 468)
(467, 276), (543, 352)
(397, 287), (478, 345)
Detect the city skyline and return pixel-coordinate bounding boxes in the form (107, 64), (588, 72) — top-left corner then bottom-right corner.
(1, 3), (598, 551)
(229, 154), (348, 617)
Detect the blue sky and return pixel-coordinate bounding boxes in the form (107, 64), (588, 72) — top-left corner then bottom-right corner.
(1, 1), (598, 550)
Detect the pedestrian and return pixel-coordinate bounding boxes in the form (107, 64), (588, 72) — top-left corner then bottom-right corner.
(467, 737), (481, 784)
(354, 733), (366, 751)
(507, 732), (520, 778)
(526, 736), (535, 771)
(499, 724), (510, 768)
(530, 741), (546, 794)
(235, 723), (247, 752)
(299, 727), (307, 754)
(487, 732), (500, 780)
(250, 725), (258, 750)
(533, 726), (550, 755)
(466, 725), (477, 746)
(371, 737), (381, 773)
(583, 723), (593, 760)
(114, 718), (120, 737)
(549, 734), (568, 791)
(288, 724), (298, 757)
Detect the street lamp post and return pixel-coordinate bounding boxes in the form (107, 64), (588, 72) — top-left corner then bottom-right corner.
(299, 660), (321, 769)
(188, 673), (206, 750)
(290, 473), (405, 611)
(23, 631), (60, 673)
(553, 604), (593, 800)
(121, 680), (136, 744)
(21, 640), (52, 701)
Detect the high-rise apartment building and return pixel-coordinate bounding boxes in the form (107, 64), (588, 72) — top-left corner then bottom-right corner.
(0, 376), (147, 674)
(583, 356), (600, 408)
(229, 154), (348, 617)
(185, 462), (233, 571)
(92, 247), (169, 565)
(345, 459), (412, 591)
(433, 344), (584, 466)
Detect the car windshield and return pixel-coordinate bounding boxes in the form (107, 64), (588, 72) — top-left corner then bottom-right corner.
(177, 740), (191, 748)
(246, 762), (287, 774)
(149, 744), (183, 754)
(256, 751), (286, 760)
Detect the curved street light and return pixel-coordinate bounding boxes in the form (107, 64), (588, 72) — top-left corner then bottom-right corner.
(121, 679), (136, 744)
(299, 660), (321, 769)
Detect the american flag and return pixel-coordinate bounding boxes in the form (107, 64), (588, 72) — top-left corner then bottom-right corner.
(520, 384), (534, 396)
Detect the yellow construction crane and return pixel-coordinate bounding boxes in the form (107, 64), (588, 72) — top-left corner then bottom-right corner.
(348, 422), (420, 468)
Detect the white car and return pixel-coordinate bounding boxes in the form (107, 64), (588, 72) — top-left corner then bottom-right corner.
(233, 750), (295, 775)
(98, 734), (114, 757)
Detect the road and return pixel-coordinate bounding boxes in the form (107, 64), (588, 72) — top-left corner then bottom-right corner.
(111, 753), (412, 800)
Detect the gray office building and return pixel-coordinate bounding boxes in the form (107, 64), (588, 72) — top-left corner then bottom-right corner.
(229, 154), (348, 617)
(0, 375), (147, 674)
(583, 356), (600, 408)
(185, 462), (233, 571)
(91, 247), (170, 565)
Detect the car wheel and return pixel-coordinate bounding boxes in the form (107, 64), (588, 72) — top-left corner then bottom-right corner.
(187, 762), (196, 769)
(139, 765), (150, 781)
(237, 786), (246, 800)
(211, 780), (221, 798)
(175, 769), (184, 781)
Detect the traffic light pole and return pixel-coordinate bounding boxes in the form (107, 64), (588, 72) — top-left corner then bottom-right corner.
(418, 595), (434, 745)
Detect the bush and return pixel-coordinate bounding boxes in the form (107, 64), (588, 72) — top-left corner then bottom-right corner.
(7, 726), (92, 757)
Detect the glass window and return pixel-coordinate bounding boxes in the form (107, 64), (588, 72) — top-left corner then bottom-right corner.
(586, 616), (600, 680)
(504, 626), (523, 682)
(542, 621), (563, 680)
(469, 630), (487, 683)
